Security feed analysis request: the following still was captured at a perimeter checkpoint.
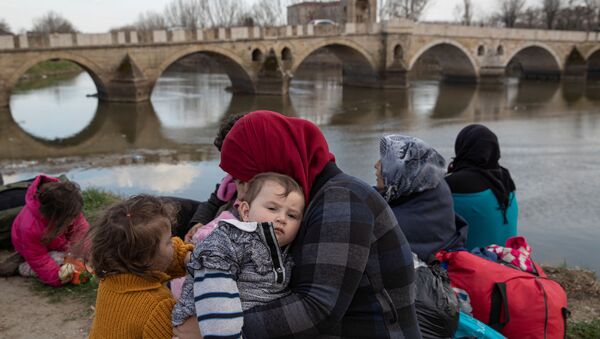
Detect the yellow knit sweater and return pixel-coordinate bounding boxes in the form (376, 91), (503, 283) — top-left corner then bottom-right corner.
(89, 237), (193, 339)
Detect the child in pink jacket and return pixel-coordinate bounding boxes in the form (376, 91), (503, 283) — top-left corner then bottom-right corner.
(11, 174), (89, 286)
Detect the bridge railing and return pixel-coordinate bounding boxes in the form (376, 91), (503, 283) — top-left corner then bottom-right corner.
(409, 21), (600, 42)
(3, 21), (600, 51)
(0, 23), (385, 51)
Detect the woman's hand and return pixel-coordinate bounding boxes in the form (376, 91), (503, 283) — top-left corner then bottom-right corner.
(184, 223), (203, 243)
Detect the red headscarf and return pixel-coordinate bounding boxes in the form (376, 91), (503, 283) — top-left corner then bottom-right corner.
(219, 110), (335, 202)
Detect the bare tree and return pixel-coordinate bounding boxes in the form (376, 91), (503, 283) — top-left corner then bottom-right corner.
(521, 7), (541, 28)
(31, 11), (77, 33)
(164, 0), (208, 29)
(135, 11), (168, 31)
(542, 0), (562, 28)
(205, 0), (245, 27)
(498, 0), (526, 27)
(379, 0), (433, 21)
(581, 0), (600, 30)
(164, 0), (253, 28)
(454, 0), (474, 25)
(252, 0), (287, 26)
(0, 18), (11, 35)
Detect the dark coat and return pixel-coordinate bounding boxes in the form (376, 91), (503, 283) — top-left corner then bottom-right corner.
(388, 181), (468, 262)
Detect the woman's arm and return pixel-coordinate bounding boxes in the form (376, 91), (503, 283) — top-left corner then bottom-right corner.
(189, 184), (227, 227)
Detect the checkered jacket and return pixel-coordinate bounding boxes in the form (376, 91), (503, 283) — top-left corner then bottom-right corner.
(242, 165), (421, 338)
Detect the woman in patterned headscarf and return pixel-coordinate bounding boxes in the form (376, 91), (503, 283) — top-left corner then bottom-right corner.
(375, 134), (468, 262)
(445, 124), (518, 249)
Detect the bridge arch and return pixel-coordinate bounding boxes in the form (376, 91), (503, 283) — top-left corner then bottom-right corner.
(585, 47), (600, 79)
(564, 48), (587, 78)
(408, 40), (479, 81)
(584, 46), (600, 61)
(6, 52), (107, 97)
(155, 45), (255, 93)
(504, 43), (562, 79)
(291, 39), (379, 86)
(292, 39), (377, 73)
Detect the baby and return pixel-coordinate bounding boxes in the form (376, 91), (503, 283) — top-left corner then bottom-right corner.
(172, 172), (305, 338)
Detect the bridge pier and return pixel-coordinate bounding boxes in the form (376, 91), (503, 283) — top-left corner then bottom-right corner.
(251, 50), (292, 95)
(98, 54), (153, 103)
(0, 91), (7, 108)
(99, 78), (152, 103)
(479, 66), (506, 85)
(379, 69), (409, 88)
(564, 64), (588, 80)
(254, 73), (291, 95)
(0, 78), (8, 108)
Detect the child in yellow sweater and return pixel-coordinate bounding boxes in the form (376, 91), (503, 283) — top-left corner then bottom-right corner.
(88, 195), (194, 339)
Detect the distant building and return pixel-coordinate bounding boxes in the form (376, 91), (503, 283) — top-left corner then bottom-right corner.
(287, 1), (342, 26)
(287, 0), (377, 25)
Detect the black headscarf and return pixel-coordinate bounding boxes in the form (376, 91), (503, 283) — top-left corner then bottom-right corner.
(447, 124), (516, 223)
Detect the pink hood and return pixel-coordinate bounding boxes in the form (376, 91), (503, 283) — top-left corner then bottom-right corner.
(11, 174), (89, 286)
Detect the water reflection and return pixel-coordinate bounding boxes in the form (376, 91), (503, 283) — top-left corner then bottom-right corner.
(5, 73), (600, 163)
(3, 71), (600, 273)
(10, 73), (97, 140)
(76, 163), (203, 193)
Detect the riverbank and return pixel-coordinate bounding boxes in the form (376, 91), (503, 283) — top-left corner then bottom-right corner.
(0, 188), (598, 338)
(14, 60), (82, 91)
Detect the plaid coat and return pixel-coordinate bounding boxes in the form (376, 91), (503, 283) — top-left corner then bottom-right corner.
(242, 164), (421, 338)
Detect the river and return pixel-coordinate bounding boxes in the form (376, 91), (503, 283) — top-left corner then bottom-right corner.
(2, 70), (599, 273)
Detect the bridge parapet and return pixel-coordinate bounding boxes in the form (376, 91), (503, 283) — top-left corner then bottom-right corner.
(0, 22), (388, 51)
(412, 22), (600, 42)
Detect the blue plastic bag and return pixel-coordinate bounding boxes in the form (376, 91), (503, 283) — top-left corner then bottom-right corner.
(454, 312), (505, 339)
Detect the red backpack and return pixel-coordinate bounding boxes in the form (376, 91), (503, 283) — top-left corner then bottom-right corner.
(438, 250), (569, 339)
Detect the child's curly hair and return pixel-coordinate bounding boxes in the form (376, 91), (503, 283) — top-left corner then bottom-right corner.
(213, 113), (246, 152)
(89, 195), (177, 279)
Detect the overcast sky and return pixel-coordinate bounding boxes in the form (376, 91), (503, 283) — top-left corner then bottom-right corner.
(1, 0), (544, 33)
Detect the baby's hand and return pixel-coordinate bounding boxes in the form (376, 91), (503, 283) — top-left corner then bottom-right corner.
(58, 263), (75, 283)
(185, 223), (203, 243)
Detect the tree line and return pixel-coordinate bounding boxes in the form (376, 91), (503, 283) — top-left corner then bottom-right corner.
(1, 0), (600, 36)
(455, 0), (600, 30)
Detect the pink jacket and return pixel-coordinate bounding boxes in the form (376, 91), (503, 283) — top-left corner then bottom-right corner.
(11, 174), (89, 286)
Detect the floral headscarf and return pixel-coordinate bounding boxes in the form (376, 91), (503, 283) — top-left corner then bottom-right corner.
(379, 135), (446, 202)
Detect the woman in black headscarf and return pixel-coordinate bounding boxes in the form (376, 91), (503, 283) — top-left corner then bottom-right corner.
(445, 124), (518, 249)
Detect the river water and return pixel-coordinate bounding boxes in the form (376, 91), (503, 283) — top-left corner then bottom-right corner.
(2, 70), (600, 273)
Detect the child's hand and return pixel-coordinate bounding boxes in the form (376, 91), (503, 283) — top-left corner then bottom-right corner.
(185, 223), (203, 243)
(184, 252), (192, 266)
(58, 263), (75, 283)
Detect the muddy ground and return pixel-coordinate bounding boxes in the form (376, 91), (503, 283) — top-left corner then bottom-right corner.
(0, 251), (598, 338)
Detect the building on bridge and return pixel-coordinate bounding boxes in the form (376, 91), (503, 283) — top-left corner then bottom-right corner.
(287, 0), (377, 25)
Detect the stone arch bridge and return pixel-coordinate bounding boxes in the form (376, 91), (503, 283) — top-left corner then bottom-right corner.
(1, 19), (600, 108)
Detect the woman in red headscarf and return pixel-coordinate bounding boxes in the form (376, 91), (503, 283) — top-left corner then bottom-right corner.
(215, 110), (421, 338)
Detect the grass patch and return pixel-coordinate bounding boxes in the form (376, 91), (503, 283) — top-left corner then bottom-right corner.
(14, 60), (83, 91)
(82, 188), (121, 223)
(29, 276), (99, 310)
(23, 60), (82, 77)
(568, 319), (600, 339)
